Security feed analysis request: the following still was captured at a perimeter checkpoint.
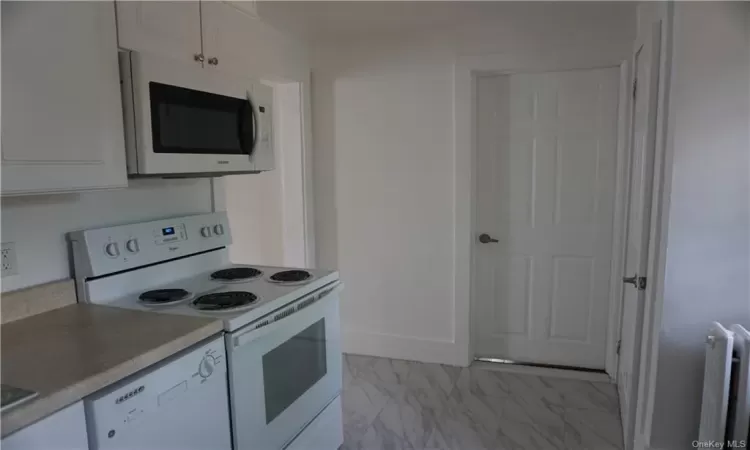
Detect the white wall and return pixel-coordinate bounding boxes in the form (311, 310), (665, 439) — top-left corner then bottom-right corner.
(225, 173), (285, 267)
(646, 2), (750, 449)
(312, 3), (636, 365)
(1, 179), (212, 292)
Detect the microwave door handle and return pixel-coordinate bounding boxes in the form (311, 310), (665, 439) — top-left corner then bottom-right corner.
(249, 97), (258, 151)
(237, 96), (256, 156)
(241, 95), (257, 156)
(237, 102), (246, 154)
(232, 282), (343, 349)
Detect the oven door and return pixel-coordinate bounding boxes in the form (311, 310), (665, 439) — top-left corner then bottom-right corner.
(226, 282), (342, 450)
(124, 51), (257, 175)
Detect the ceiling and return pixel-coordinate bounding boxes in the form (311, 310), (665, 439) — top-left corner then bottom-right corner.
(256, 1), (635, 42)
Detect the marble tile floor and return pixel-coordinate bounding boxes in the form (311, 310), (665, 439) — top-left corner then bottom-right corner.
(341, 354), (623, 450)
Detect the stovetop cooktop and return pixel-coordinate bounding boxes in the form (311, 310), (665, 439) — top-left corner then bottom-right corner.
(268, 269), (312, 284)
(92, 262), (339, 333)
(139, 288), (191, 304)
(192, 291), (258, 311)
(210, 267), (263, 283)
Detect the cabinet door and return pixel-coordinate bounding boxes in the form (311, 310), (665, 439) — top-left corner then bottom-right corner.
(2, 401), (88, 450)
(200, 1), (254, 76)
(1, 1), (128, 195)
(116, 1), (203, 66)
(201, 1), (305, 79)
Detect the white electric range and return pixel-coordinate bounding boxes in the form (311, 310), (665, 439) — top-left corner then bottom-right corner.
(68, 212), (343, 450)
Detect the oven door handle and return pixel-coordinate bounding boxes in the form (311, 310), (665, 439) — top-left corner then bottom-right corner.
(232, 282), (343, 349)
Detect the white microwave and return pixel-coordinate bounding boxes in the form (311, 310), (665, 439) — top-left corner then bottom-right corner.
(119, 51), (273, 177)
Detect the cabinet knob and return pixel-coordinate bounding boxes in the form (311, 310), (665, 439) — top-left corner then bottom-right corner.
(207, 57), (219, 66)
(194, 53), (205, 62)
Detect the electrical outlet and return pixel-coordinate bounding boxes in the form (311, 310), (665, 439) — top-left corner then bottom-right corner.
(2, 242), (18, 277)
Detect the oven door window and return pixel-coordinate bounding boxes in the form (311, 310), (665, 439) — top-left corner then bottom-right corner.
(149, 82), (254, 155)
(262, 319), (327, 424)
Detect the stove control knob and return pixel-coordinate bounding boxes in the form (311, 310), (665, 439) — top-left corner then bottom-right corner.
(200, 226), (212, 238)
(213, 224), (224, 236)
(104, 242), (120, 258)
(198, 355), (216, 379)
(125, 239), (140, 254)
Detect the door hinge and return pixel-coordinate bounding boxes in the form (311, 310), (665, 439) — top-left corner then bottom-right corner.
(632, 78), (638, 99)
(616, 340), (621, 356)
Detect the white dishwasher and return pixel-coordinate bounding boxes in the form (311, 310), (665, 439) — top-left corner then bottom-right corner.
(85, 336), (231, 450)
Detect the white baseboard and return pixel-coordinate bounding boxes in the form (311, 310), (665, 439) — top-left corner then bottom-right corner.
(472, 361), (612, 383)
(341, 328), (466, 367)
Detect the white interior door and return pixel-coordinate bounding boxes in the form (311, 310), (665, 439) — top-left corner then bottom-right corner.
(617, 24), (661, 449)
(473, 67), (621, 369)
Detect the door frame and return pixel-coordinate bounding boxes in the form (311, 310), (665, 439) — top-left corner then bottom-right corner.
(607, 60), (634, 378)
(632, 15), (673, 449)
(453, 53), (631, 371)
(616, 20), (664, 449)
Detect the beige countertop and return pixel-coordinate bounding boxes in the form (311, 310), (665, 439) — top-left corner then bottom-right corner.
(1, 303), (223, 437)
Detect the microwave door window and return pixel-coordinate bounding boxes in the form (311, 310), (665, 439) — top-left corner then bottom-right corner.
(262, 319), (328, 424)
(149, 82), (245, 155)
(158, 104), (240, 151)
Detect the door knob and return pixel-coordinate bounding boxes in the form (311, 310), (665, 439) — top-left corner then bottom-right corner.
(194, 53), (205, 62)
(478, 233), (499, 244)
(207, 57), (219, 65)
(623, 274), (647, 290)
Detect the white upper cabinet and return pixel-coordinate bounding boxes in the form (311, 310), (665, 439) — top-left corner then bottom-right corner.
(115, 1), (204, 66)
(201, 2), (254, 75)
(1, 1), (128, 196)
(116, 1), (276, 82)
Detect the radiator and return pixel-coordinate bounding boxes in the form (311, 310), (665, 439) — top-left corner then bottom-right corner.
(699, 323), (750, 444)
(730, 325), (750, 443)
